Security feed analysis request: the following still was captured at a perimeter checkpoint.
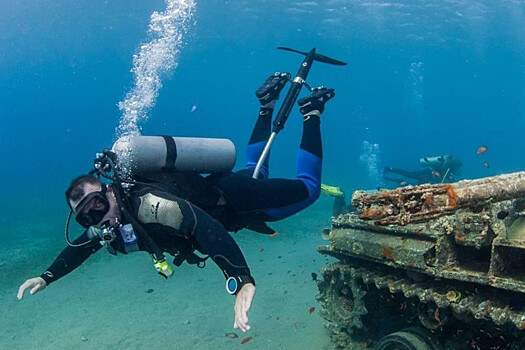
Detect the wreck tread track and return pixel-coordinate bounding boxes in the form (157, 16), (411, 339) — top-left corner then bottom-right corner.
(317, 262), (525, 349)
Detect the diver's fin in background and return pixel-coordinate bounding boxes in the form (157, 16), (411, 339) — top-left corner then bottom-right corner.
(277, 46), (347, 66)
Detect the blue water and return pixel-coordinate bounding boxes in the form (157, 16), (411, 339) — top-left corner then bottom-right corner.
(1, 0), (524, 348)
(3, 0), (524, 197)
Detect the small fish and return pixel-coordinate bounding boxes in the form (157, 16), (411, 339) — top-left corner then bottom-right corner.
(225, 332), (238, 339)
(190, 105), (198, 113)
(240, 336), (253, 344)
(270, 231), (279, 238)
(477, 145), (488, 154)
(145, 288), (154, 294)
(431, 170), (441, 178)
(483, 162), (490, 169)
(309, 306), (316, 315)
(258, 247), (264, 252)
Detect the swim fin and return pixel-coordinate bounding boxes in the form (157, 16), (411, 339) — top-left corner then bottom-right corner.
(321, 184), (344, 197)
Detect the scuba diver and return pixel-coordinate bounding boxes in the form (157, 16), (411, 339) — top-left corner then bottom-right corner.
(320, 155), (462, 217)
(379, 154), (462, 188)
(16, 72), (335, 334)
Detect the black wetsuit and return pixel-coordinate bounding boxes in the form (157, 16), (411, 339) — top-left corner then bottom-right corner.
(41, 183), (251, 285)
(40, 106), (324, 286)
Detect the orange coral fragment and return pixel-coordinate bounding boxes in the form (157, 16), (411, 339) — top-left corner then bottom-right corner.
(444, 184), (457, 207)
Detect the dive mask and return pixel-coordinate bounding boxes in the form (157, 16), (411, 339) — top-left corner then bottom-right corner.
(74, 186), (110, 228)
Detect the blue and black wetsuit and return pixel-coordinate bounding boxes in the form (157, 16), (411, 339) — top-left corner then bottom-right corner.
(210, 105), (322, 230)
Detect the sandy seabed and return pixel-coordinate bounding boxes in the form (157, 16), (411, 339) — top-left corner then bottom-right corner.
(1, 198), (338, 350)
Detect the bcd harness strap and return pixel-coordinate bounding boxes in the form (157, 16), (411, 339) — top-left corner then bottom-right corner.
(112, 182), (209, 275)
(160, 135), (177, 172)
(112, 183), (173, 278)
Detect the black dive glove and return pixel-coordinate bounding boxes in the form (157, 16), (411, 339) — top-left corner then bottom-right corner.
(255, 72), (290, 107)
(298, 88), (335, 115)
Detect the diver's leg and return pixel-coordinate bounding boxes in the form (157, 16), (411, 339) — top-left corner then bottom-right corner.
(294, 112), (322, 203)
(387, 167), (427, 180)
(244, 73), (289, 179)
(244, 106), (273, 179)
(253, 88), (335, 220)
(218, 88), (335, 223)
(387, 168), (436, 184)
(382, 175), (408, 187)
(295, 88), (336, 193)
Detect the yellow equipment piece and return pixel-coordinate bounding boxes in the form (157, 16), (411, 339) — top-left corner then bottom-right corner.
(154, 259), (173, 279)
(321, 184), (344, 197)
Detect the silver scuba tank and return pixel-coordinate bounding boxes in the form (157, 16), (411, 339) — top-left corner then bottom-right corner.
(420, 155), (448, 168)
(420, 155), (460, 170)
(112, 135), (236, 174)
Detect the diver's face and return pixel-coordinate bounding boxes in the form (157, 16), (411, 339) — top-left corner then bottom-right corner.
(71, 184), (119, 228)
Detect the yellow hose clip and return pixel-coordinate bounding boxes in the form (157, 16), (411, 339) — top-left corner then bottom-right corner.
(153, 258), (173, 279)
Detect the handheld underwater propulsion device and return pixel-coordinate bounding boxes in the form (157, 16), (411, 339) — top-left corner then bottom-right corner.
(251, 47), (347, 179)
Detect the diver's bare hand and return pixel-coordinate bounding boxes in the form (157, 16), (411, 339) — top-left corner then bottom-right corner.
(233, 283), (255, 332)
(17, 277), (47, 300)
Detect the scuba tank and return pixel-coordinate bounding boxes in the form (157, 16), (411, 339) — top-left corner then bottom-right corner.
(420, 155), (447, 168)
(111, 135), (236, 174)
(420, 155), (461, 170)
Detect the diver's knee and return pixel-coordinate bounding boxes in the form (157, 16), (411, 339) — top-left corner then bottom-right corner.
(310, 185), (321, 201)
(302, 180), (321, 203)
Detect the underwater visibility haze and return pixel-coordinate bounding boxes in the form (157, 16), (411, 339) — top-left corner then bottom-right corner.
(1, 0), (524, 349)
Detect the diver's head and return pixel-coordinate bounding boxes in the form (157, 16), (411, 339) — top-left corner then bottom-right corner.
(66, 175), (118, 228)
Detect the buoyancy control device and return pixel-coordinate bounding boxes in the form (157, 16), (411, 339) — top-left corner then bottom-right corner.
(65, 135), (235, 278)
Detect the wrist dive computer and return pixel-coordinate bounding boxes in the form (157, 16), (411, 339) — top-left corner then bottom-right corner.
(226, 275), (255, 295)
